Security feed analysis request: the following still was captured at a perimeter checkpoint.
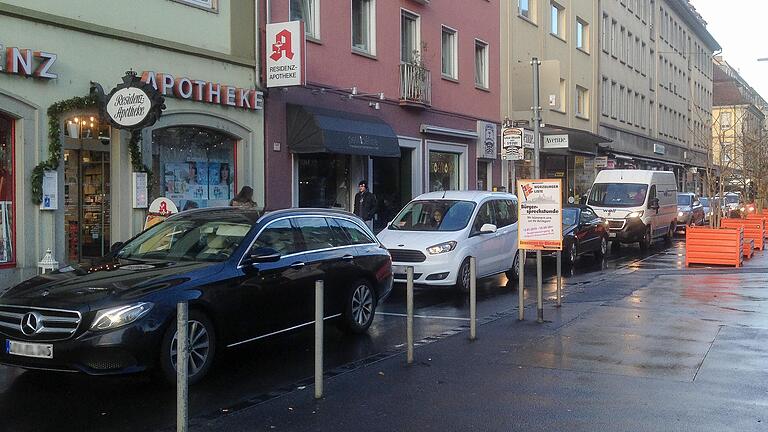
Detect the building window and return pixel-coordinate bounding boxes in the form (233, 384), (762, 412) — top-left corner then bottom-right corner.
(0, 114), (14, 266)
(441, 26), (458, 79)
(550, 2), (564, 38)
(151, 127), (237, 211)
(601, 77), (609, 117)
(474, 40), (489, 89)
(519, 0), (533, 20)
(610, 81), (617, 118)
(290, 0), (320, 39)
(352, 0), (375, 54)
(576, 85), (588, 118)
(401, 10), (420, 63)
(576, 18), (589, 51)
(429, 151), (460, 191)
(172, 0), (218, 12)
(610, 20), (617, 56)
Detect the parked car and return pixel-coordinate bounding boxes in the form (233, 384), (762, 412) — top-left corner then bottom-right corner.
(552, 206), (609, 267)
(676, 192), (705, 230)
(699, 197), (717, 224)
(719, 193), (742, 217)
(0, 208), (393, 383)
(586, 170), (678, 250)
(377, 191), (520, 292)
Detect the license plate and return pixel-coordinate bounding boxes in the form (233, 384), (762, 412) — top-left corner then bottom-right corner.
(6, 340), (53, 359)
(609, 232), (617, 238)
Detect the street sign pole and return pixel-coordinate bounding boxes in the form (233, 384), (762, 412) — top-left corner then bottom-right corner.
(531, 57), (544, 324)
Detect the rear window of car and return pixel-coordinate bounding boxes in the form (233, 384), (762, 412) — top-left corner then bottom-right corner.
(334, 218), (376, 245)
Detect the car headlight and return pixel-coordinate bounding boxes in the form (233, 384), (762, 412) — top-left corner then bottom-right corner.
(626, 211), (644, 219)
(427, 241), (457, 255)
(678, 211), (684, 217)
(740, 207), (746, 212)
(90, 302), (154, 331)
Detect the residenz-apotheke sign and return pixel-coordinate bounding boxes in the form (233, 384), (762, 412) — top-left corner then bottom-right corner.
(106, 88), (152, 127)
(140, 71), (264, 110)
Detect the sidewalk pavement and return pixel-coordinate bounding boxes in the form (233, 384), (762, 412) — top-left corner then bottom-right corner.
(194, 251), (768, 432)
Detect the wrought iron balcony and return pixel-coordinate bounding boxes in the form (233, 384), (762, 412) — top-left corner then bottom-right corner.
(399, 63), (431, 107)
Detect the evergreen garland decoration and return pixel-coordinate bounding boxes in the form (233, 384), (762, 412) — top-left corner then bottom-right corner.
(129, 129), (153, 187)
(31, 95), (97, 204)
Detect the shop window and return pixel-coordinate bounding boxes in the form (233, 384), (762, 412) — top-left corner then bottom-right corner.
(429, 151), (460, 192)
(151, 127), (237, 211)
(0, 114), (14, 266)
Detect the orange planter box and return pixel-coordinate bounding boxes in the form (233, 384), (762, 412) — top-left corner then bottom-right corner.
(746, 214), (768, 239)
(721, 218), (765, 250)
(744, 239), (755, 259)
(686, 226), (743, 267)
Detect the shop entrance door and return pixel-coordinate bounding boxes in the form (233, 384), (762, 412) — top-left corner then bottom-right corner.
(64, 148), (111, 264)
(373, 148), (412, 231)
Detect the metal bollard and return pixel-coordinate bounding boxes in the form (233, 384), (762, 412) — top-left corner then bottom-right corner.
(177, 302), (188, 432)
(406, 267), (414, 364)
(315, 280), (324, 399)
(556, 250), (562, 307)
(518, 250), (525, 321)
(469, 257), (477, 340)
(536, 250), (544, 323)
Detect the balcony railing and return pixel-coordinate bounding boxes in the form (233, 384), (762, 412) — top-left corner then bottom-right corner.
(399, 63), (432, 107)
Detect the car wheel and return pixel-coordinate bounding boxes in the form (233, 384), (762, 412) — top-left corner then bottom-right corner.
(664, 223), (674, 245)
(456, 258), (472, 293)
(595, 236), (608, 259)
(159, 310), (216, 385)
(639, 226), (652, 251)
(341, 280), (377, 334)
(505, 250), (520, 282)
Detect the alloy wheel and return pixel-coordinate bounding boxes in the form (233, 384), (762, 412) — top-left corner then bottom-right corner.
(569, 244), (577, 264)
(461, 261), (471, 290)
(170, 320), (210, 377)
(600, 237), (607, 256)
(351, 284), (374, 326)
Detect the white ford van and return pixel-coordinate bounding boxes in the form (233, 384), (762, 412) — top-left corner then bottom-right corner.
(586, 170), (677, 250)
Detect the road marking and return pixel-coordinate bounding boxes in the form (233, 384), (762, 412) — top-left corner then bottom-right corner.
(376, 312), (471, 321)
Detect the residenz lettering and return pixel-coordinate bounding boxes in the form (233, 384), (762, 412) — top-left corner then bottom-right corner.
(0, 45), (57, 79)
(112, 93), (146, 122)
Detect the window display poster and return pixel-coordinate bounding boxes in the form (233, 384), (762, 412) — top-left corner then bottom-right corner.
(163, 162), (208, 209)
(208, 162), (234, 202)
(517, 179), (563, 251)
(40, 170), (58, 210)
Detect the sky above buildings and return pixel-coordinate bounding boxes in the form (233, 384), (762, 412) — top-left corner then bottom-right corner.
(691, 0), (768, 99)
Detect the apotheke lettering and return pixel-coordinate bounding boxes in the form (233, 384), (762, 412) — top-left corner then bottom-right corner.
(141, 71), (263, 111)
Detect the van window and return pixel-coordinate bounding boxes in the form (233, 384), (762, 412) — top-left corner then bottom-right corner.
(471, 202), (496, 235)
(588, 183), (648, 208)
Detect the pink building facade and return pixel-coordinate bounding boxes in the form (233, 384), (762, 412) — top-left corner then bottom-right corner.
(262, 0), (501, 229)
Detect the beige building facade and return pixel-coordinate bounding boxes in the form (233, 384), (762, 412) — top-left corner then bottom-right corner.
(501, 0), (605, 203)
(598, 0), (719, 194)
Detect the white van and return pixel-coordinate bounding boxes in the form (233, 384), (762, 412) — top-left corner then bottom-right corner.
(585, 170), (677, 250)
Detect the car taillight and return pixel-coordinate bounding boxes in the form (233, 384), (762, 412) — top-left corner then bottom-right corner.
(375, 256), (393, 282)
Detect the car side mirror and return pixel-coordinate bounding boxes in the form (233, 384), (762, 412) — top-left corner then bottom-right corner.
(248, 247), (281, 264)
(648, 198), (660, 210)
(693, 200), (700, 206)
(480, 223), (497, 234)
(110, 242), (124, 253)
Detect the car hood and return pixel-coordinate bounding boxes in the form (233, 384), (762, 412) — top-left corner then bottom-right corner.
(377, 228), (464, 251)
(590, 208), (634, 219)
(0, 260), (223, 311)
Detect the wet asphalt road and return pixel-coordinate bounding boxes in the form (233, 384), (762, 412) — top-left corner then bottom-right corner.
(0, 239), (685, 432)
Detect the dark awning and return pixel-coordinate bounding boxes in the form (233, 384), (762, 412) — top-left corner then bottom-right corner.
(287, 104), (401, 157)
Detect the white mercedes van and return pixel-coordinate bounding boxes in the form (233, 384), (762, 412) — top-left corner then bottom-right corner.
(585, 170), (677, 250)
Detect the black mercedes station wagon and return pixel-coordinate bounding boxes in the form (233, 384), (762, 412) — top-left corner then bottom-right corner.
(0, 208), (393, 383)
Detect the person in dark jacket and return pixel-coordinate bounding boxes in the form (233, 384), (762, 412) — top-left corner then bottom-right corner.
(353, 180), (377, 230)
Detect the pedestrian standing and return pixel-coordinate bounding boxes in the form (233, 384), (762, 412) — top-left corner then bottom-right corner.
(230, 186), (257, 208)
(353, 180), (377, 230)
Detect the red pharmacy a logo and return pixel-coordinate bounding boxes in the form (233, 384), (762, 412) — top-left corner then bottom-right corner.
(270, 29), (295, 61)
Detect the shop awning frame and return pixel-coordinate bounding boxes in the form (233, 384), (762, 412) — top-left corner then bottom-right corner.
(287, 104), (401, 158)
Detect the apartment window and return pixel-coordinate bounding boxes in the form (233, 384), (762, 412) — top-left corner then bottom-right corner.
(290, 0), (320, 39)
(475, 40), (489, 89)
(441, 27), (458, 79)
(610, 20), (617, 56)
(611, 81), (617, 118)
(550, 2), (564, 39)
(720, 112), (732, 130)
(619, 27), (625, 62)
(619, 85), (625, 121)
(519, 0), (535, 21)
(401, 10), (420, 63)
(173, 0), (218, 12)
(601, 14), (609, 53)
(352, 0), (375, 54)
(576, 86), (588, 118)
(626, 88), (633, 125)
(627, 31), (633, 67)
(601, 77), (609, 116)
(576, 18), (589, 52)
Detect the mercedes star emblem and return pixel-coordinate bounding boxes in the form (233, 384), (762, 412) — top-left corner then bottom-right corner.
(20, 312), (43, 336)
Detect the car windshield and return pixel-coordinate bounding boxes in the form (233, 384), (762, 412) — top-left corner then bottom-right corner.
(117, 212), (255, 262)
(677, 195), (692, 206)
(562, 208), (579, 226)
(700, 198), (709, 206)
(588, 183), (648, 208)
(725, 195), (739, 204)
(390, 200), (476, 231)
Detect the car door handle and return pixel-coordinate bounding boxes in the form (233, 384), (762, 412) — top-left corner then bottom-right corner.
(341, 254), (355, 261)
(290, 262), (306, 269)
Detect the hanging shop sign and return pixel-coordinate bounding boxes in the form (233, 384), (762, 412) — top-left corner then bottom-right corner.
(92, 71), (165, 130)
(0, 45), (58, 79)
(476, 121), (498, 159)
(594, 156), (608, 168)
(502, 127), (524, 161)
(266, 21), (306, 88)
(140, 71), (264, 110)
(522, 128), (535, 149)
(517, 179), (563, 251)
